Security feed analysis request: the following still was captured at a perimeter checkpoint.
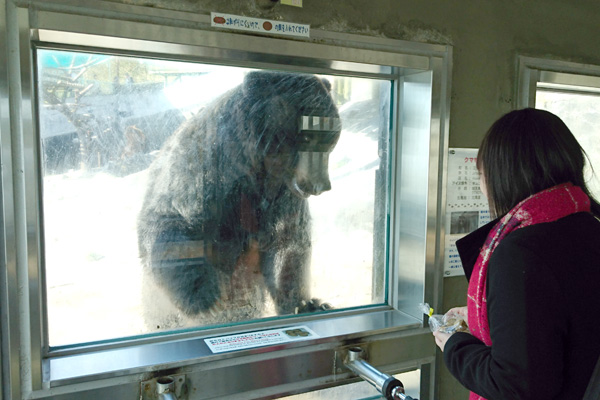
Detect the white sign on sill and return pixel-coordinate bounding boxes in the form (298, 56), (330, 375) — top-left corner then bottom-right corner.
(205, 325), (319, 353)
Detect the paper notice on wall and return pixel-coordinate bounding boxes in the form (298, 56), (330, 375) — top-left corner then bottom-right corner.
(211, 12), (310, 38)
(205, 326), (318, 353)
(444, 148), (491, 277)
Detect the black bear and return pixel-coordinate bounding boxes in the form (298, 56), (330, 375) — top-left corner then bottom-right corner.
(137, 71), (341, 328)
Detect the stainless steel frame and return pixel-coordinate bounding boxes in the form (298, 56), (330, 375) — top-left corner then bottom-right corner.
(0, 1), (452, 399)
(517, 56), (600, 108)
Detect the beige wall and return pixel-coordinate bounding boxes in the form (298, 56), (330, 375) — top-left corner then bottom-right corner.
(105, 1), (600, 397)
(107, 0), (600, 148)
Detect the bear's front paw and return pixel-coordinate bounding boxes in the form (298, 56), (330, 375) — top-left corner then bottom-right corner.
(294, 298), (333, 314)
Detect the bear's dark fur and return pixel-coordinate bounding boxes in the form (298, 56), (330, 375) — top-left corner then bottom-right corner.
(137, 71), (340, 326)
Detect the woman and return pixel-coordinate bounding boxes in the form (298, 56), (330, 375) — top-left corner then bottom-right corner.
(433, 108), (600, 400)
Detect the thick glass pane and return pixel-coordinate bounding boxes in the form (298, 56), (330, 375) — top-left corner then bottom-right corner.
(536, 89), (600, 199)
(38, 49), (391, 347)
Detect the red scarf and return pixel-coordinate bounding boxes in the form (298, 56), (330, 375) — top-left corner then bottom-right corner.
(466, 182), (590, 400)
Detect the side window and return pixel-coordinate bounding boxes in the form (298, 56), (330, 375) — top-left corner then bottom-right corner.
(535, 81), (600, 199)
(518, 57), (600, 201)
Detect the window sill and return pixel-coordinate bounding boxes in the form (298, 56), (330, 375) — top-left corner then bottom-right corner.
(45, 308), (425, 388)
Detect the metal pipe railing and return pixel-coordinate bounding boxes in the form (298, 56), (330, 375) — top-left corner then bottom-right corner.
(344, 347), (418, 400)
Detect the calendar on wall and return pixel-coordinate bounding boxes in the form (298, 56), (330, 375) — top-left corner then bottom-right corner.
(444, 148), (491, 277)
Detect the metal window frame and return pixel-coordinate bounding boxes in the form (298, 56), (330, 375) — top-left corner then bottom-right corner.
(517, 56), (600, 108)
(0, 1), (452, 399)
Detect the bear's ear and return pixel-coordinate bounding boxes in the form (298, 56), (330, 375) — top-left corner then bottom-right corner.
(242, 71), (331, 97)
(242, 71), (285, 95)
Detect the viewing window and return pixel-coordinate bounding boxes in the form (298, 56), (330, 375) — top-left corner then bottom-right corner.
(535, 83), (600, 199)
(38, 50), (391, 347)
(1, 5), (449, 397)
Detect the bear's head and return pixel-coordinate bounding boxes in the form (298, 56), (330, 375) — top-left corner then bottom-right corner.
(238, 71), (341, 199)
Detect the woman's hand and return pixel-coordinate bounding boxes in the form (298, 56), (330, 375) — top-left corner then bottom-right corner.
(446, 306), (468, 323)
(433, 330), (452, 352)
(432, 305), (469, 352)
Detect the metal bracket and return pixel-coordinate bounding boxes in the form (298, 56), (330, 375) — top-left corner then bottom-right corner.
(140, 374), (187, 400)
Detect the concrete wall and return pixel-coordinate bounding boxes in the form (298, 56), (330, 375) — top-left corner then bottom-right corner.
(106, 1), (600, 398)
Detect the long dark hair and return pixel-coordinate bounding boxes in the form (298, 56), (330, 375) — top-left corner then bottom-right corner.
(477, 108), (600, 218)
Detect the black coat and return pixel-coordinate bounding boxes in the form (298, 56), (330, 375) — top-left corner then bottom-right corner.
(444, 212), (600, 400)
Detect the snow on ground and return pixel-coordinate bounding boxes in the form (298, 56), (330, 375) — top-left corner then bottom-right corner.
(43, 130), (380, 347)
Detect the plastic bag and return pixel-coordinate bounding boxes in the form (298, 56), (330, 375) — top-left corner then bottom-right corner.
(419, 303), (469, 334)
(428, 313), (469, 334)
